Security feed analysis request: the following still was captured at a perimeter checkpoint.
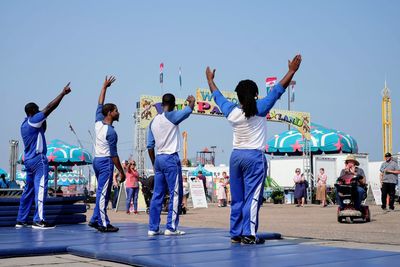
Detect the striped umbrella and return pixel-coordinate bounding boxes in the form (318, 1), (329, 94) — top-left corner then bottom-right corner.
(266, 123), (358, 155)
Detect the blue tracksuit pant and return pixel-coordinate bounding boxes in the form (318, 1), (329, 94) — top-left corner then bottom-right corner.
(17, 154), (49, 223)
(229, 149), (267, 237)
(89, 157), (114, 227)
(149, 153), (183, 232)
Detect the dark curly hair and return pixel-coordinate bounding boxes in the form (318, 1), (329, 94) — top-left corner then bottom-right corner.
(102, 103), (117, 116)
(235, 80), (258, 119)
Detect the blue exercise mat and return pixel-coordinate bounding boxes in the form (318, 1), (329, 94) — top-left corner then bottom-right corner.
(0, 223), (399, 267)
(0, 214), (86, 227)
(0, 196), (85, 206)
(0, 204), (86, 216)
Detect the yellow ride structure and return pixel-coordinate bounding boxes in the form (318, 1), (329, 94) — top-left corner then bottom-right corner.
(382, 81), (392, 159)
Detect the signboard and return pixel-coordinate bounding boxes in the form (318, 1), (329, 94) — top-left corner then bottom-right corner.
(267, 109), (311, 139)
(139, 89), (311, 139)
(190, 180), (208, 208)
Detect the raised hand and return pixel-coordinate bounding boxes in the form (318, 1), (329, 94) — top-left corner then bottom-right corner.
(288, 54), (302, 73)
(206, 67), (216, 82)
(206, 67), (218, 93)
(62, 82), (72, 95)
(103, 75), (116, 89)
(186, 95), (195, 110)
(186, 95), (195, 104)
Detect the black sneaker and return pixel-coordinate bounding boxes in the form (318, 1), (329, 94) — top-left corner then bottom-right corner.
(15, 222), (29, 228)
(98, 224), (119, 233)
(231, 236), (242, 243)
(32, 221), (55, 229)
(241, 235), (265, 245)
(88, 221), (99, 229)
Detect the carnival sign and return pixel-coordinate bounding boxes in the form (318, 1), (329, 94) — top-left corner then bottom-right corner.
(139, 89), (311, 139)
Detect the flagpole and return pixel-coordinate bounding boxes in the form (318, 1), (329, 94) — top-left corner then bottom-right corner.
(287, 86), (291, 130)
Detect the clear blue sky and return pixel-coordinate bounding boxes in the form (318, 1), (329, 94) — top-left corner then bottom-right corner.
(1, 0), (399, 171)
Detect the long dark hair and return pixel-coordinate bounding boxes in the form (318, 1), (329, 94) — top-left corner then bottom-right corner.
(235, 80), (258, 119)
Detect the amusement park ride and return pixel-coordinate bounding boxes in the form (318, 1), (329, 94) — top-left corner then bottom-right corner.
(382, 81), (392, 159)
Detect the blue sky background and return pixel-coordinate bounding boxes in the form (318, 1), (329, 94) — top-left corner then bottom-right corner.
(1, 0), (399, 171)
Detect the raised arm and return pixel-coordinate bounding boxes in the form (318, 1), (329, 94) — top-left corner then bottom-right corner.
(278, 54), (302, 89)
(205, 67), (236, 117)
(98, 76), (116, 105)
(146, 122), (156, 167)
(165, 95), (195, 125)
(206, 67), (218, 93)
(256, 55), (302, 116)
(42, 82), (71, 117)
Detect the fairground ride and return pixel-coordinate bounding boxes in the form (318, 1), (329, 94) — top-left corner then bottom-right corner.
(382, 81), (392, 159)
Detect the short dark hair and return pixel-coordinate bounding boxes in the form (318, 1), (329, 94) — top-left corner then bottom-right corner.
(102, 103), (117, 116)
(162, 93), (175, 107)
(198, 171), (202, 174)
(24, 102), (39, 116)
(235, 80), (259, 119)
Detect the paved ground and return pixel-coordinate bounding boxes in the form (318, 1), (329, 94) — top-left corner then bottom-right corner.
(2, 202), (399, 266)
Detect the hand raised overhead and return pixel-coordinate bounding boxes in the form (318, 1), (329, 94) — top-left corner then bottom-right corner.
(186, 95), (195, 109)
(206, 67), (216, 82)
(63, 82), (72, 95)
(288, 54), (302, 73)
(103, 75), (116, 89)
(186, 95), (195, 104)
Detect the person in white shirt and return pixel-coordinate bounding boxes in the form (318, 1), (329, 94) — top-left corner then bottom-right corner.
(205, 54), (302, 244)
(147, 93), (195, 236)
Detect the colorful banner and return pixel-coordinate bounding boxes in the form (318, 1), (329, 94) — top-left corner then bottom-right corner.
(139, 89), (311, 139)
(266, 109), (311, 139)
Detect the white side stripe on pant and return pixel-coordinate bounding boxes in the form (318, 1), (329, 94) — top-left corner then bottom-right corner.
(99, 178), (110, 227)
(171, 173), (179, 230)
(250, 182), (263, 236)
(250, 154), (267, 236)
(38, 174), (45, 221)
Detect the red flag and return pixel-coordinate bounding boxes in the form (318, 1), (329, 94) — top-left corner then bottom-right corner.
(265, 77), (277, 94)
(159, 63), (164, 84)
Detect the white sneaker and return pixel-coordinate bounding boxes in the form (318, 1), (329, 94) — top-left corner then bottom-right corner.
(148, 230), (164, 236)
(164, 229), (186, 236)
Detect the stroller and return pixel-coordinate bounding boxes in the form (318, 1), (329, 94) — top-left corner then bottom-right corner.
(335, 173), (370, 223)
(139, 175), (170, 214)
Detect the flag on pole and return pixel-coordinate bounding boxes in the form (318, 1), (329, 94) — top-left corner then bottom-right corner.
(179, 67), (182, 90)
(290, 80), (296, 102)
(159, 63), (164, 86)
(265, 77), (277, 94)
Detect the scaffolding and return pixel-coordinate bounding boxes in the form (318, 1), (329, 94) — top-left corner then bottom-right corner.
(302, 138), (312, 203)
(9, 140), (19, 182)
(134, 102), (147, 177)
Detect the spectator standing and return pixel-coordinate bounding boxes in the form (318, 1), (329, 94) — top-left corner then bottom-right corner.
(222, 171), (231, 206)
(125, 160), (140, 214)
(316, 168), (327, 207)
(217, 178), (227, 207)
(380, 152), (399, 211)
(182, 175), (190, 214)
(197, 171), (210, 201)
(294, 168), (306, 207)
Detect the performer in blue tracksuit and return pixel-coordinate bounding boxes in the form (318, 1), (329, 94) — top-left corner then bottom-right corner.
(16, 82), (72, 229)
(206, 55), (302, 244)
(147, 93), (195, 236)
(88, 76), (125, 233)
